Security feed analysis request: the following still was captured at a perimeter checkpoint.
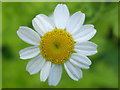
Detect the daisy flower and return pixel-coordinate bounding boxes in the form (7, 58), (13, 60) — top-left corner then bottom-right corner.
(17, 4), (97, 86)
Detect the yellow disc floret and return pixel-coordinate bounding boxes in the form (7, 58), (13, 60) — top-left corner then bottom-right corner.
(40, 29), (74, 64)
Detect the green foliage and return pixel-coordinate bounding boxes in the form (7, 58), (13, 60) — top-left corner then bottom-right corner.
(2, 2), (118, 88)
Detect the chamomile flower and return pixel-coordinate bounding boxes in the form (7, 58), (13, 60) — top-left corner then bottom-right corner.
(17, 4), (97, 86)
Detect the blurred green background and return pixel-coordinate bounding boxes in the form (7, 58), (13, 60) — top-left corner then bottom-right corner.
(2, 2), (118, 88)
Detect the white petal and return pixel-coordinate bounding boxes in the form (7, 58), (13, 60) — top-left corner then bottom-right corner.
(71, 53), (92, 65)
(26, 55), (46, 75)
(74, 41), (97, 56)
(54, 4), (70, 29)
(19, 46), (40, 59)
(75, 49), (97, 56)
(73, 25), (96, 42)
(72, 24), (94, 36)
(17, 26), (40, 45)
(64, 61), (82, 80)
(69, 59), (89, 69)
(64, 63), (78, 81)
(75, 41), (97, 50)
(40, 61), (51, 82)
(66, 11), (85, 34)
(48, 64), (62, 86)
(49, 14), (54, 24)
(65, 61), (82, 78)
(32, 14), (55, 36)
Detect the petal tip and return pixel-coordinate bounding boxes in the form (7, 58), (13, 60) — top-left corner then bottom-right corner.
(40, 78), (46, 82)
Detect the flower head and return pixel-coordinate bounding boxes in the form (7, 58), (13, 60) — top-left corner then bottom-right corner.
(17, 4), (97, 86)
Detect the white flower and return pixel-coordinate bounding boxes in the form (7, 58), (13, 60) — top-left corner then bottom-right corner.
(17, 4), (97, 86)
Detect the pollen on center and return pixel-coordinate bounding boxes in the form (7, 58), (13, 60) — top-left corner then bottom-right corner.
(40, 29), (74, 64)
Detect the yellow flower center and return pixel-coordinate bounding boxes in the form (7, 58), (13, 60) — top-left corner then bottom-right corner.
(40, 29), (74, 64)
